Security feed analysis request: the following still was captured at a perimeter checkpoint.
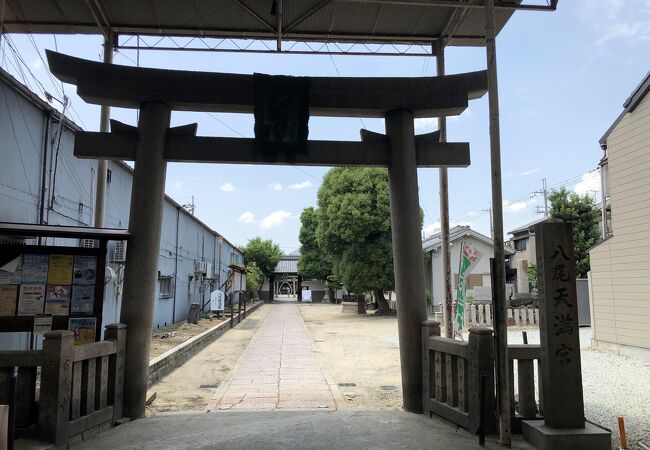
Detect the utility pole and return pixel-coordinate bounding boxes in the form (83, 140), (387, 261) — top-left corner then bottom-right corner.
(533, 178), (548, 216)
(183, 196), (195, 215)
(481, 202), (493, 239)
(484, 0), (511, 445)
(94, 33), (113, 228)
(436, 39), (453, 339)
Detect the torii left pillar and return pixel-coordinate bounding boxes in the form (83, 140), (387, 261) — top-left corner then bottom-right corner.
(120, 102), (171, 419)
(386, 110), (429, 413)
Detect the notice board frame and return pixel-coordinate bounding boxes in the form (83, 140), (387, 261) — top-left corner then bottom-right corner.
(0, 222), (130, 342)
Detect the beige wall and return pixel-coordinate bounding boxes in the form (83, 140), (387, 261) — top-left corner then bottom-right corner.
(509, 233), (537, 294)
(590, 91), (650, 355)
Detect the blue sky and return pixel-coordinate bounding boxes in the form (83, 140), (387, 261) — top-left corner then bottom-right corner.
(3, 0), (649, 252)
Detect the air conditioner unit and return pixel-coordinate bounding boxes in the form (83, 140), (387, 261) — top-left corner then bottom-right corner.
(80, 239), (96, 248)
(194, 260), (207, 275)
(205, 263), (213, 279)
(113, 241), (127, 263)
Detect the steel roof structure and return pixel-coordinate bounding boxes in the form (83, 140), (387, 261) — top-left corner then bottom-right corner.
(3, 0), (557, 56)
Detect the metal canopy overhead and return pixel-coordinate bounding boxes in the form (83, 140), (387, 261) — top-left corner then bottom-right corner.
(3, 0), (557, 54)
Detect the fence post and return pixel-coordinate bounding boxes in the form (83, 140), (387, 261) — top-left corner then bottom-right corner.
(467, 327), (495, 434)
(105, 323), (127, 424)
(421, 320), (441, 417)
(39, 330), (74, 446)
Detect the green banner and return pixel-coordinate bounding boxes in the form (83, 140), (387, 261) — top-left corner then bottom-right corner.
(454, 241), (482, 338)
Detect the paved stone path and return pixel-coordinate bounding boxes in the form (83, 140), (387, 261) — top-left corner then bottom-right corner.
(206, 300), (343, 411)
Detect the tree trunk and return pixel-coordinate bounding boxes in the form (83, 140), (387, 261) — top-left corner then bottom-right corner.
(374, 289), (390, 315)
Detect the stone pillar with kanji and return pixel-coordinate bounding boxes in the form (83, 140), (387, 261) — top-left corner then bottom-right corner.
(522, 221), (610, 450)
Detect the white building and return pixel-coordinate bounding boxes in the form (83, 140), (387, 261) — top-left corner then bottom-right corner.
(423, 226), (515, 311)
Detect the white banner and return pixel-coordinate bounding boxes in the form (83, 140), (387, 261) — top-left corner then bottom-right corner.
(302, 289), (312, 302)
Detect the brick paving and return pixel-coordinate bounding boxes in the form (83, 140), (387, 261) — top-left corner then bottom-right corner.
(206, 300), (344, 411)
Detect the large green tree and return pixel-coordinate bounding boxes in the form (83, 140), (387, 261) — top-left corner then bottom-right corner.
(549, 187), (600, 277)
(245, 262), (264, 298)
(297, 207), (331, 281)
(316, 168), (395, 314)
(244, 237), (283, 279)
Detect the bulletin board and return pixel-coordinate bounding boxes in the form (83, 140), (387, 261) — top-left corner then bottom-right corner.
(0, 244), (107, 344)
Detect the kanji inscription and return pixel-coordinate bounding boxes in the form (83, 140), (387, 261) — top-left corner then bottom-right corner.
(535, 221), (585, 429)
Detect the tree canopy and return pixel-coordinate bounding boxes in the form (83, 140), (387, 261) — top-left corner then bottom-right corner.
(297, 207), (331, 281)
(549, 187), (600, 277)
(314, 168), (396, 312)
(244, 237), (283, 279)
(245, 262), (264, 296)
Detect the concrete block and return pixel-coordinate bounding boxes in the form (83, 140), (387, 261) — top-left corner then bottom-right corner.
(82, 424), (100, 441)
(522, 420), (611, 450)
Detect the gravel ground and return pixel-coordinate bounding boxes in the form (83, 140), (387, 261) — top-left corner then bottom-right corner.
(481, 327), (650, 449)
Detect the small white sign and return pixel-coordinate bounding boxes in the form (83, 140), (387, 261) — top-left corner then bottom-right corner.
(302, 290), (312, 302)
(210, 290), (225, 311)
(33, 314), (52, 336)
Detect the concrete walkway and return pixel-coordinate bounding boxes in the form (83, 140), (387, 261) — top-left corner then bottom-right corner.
(205, 300), (344, 411)
(76, 410), (536, 450)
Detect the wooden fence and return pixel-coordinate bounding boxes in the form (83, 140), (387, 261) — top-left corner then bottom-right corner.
(0, 323), (126, 447)
(422, 320), (542, 434)
(463, 305), (540, 328)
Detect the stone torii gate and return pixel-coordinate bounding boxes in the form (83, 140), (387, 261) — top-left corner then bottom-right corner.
(46, 50), (487, 419)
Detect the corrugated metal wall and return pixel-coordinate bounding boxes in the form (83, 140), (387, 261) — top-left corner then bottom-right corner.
(0, 72), (243, 349)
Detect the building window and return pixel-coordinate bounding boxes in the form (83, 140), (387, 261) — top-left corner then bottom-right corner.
(514, 238), (527, 252)
(159, 276), (173, 298)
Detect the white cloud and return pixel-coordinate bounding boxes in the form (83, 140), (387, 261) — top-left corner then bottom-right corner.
(503, 200), (528, 214)
(415, 117), (437, 131)
(260, 210), (292, 229)
(31, 59), (43, 70)
(269, 182), (283, 191)
(582, 0), (650, 45)
(174, 181), (183, 190)
(520, 168), (541, 177)
(287, 180), (311, 190)
(220, 183), (235, 192)
(238, 212), (256, 224)
(574, 172), (601, 201)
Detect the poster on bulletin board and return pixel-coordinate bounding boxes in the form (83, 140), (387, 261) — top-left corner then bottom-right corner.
(0, 285), (18, 316)
(45, 285), (71, 315)
(47, 255), (74, 285)
(73, 256), (97, 286)
(17, 284), (46, 315)
(71, 285), (95, 314)
(21, 254), (49, 284)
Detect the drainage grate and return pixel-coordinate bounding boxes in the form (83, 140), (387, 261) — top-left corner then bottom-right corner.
(338, 383), (356, 388)
(380, 385), (399, 391)
(199, 384), (219, 389)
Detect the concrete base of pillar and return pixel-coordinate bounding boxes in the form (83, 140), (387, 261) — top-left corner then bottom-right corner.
(522, 420), (611, 450)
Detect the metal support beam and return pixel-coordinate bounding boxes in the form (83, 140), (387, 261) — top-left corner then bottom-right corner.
(94, 32), (113, 228)
(0, 0), (5, 44)
(120, 102), (171, 419)
(230, 0), (276, 33)
(276, 0), (283, 51)
(436, 40), (453, 338)
(284, 0), (333, 32)
(484, 0), (510, 445)
(338, 0), (558, 11)
(386, 109), (429, 413)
